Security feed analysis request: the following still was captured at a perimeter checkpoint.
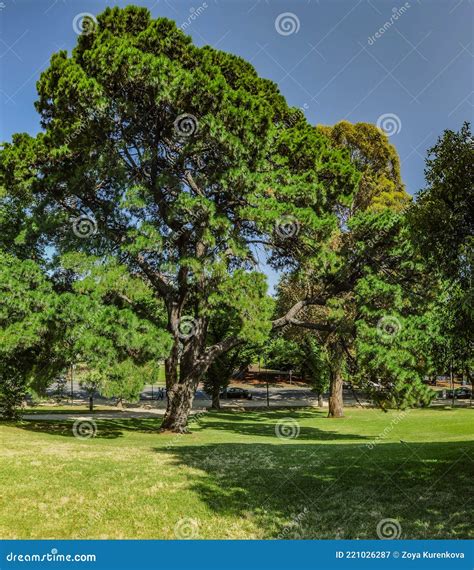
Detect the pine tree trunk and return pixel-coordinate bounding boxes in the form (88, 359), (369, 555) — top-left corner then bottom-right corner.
(160, 382), (195, 433)
(328, 371), (344, 417)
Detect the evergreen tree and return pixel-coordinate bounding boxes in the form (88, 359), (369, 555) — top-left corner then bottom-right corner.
(409, 122), (473, 390)
(0, 253), (62, 418)
(3, 6), (358, 431)
(273, 123), (435, 416)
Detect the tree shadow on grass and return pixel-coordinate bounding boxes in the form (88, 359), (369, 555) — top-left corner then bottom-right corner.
(425, 404), (474, 411)
(199, 409), (370, 441)
(157, 439), (474, 539)
(10, 417), (162, 439)
(9, 409), (355, 441)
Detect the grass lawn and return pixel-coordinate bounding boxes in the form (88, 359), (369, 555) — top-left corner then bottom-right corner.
(0, 407), (472, 540)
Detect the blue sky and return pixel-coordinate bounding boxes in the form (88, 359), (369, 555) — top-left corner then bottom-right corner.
(0, 0), (472, 288)
(1, 0), (472, 194)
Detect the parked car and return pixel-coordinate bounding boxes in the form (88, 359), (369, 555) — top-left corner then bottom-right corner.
(441, 387), (472, 399)
(443, 389), (455, 399)
(454, 387), (472, 399)
(220, 387), (253, 400)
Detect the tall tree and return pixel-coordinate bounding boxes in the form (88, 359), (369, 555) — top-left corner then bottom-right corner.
(409, 122), (473, 388)
(3, 6), (358, 431)
(274, 123), (434, 416)
(0, 252), (62, 418)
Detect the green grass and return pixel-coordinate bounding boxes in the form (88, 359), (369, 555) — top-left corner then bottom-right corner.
(0, 407), (472, 539)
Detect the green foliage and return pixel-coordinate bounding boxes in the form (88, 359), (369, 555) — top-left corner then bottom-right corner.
(264, 337), (304, 371)
(0, 252), (62, 418)
(4, 6), (465, 424)
(263, 335), (329, 396)
(79, 369), (104, 396)
(207, 270), (274, 345)
(409, 122), (473, 381)
(300, 336), (330, 396)
(101, 362), (159, 403)
(350, 211), (436, 408)
(410, 122), (473, 284)
(275, 186), (434, 409)
(203, 306), (260, 406)
(318, 120), (411, 213)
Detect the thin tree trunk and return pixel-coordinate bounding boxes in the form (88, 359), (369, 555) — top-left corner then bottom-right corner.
(468, 368), (473, 408)
(318, 393), (324, 408)
(211, 385), (221, 410)
(450, 362), (455, 408)
(328, 371), (344, 417)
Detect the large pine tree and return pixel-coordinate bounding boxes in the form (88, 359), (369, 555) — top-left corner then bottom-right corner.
(2, 6), (359, 431)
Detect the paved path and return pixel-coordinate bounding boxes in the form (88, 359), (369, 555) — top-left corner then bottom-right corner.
(24, 409), (174, 420)
(23, 400), (328, 421)
(22, 390), (376, 421)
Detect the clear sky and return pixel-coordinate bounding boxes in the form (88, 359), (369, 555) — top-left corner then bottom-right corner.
(0, 0), (472, 288)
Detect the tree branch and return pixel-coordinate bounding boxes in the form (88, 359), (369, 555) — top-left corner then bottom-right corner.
(205, 336), (244, 361)
(184, 170), (204, 197)
(284, 319), (335, 332)
(272, 296), (327, 330)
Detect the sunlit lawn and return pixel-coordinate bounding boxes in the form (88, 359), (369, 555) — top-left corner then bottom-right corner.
(0, 407), (472, 539)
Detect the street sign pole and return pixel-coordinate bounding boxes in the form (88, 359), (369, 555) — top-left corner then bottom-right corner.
(266, 366), (269, 409)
